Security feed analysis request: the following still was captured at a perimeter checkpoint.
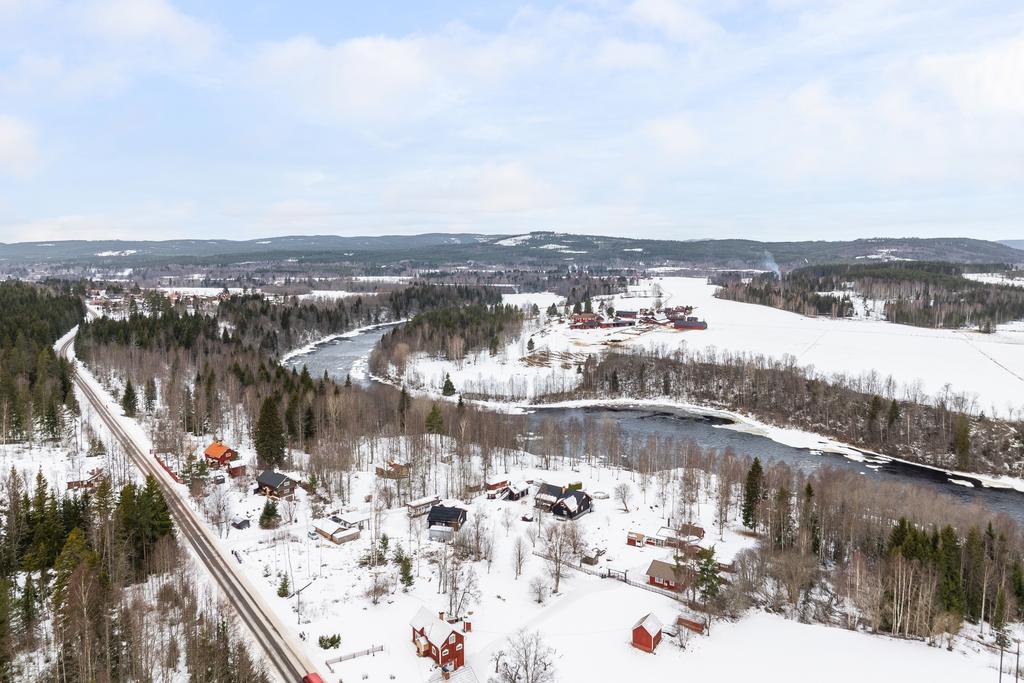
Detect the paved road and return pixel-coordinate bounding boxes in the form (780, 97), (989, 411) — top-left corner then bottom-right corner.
(60, 331), (316, 683)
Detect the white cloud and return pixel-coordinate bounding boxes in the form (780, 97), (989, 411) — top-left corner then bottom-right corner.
(475, 162), (558, 213)
(642, 114), (702, 160)
(626, 0), (722, 42)
(0, 115), (38, 177)
(82, 0), (216, 58)
(254, 35), (439, 123)
(594, 38), (667, 69)
(920, 35), (1024, 115)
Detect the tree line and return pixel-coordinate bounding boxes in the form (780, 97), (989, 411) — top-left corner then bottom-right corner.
(543, 347), (1023, 476)
(0, 282), (84, 444)
(714, 261), (1024, 330)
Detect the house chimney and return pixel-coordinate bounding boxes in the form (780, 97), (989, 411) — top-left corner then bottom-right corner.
(438, 611), (446, 621)
(463, 620), (472, 632)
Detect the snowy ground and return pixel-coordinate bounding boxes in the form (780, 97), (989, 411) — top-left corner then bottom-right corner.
(400, 277), (1024, 416)
(964, 272), (1024, 288)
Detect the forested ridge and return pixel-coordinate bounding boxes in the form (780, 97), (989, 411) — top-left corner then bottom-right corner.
(76, 286), (524, 498)
(714, 262), (1024, 330)
(0, 281), (84, 443)
(543, 348), (1024, 477)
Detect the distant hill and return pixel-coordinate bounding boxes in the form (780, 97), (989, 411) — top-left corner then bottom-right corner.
(2, 232), (1022, 270)
(1000, 240), (1024, 251)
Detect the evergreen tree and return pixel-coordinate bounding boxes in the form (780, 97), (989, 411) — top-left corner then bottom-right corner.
(400, 555), (414, 590)
(254, 395), (286, 469)
(441, 373), (456, 397)
(695, 546), (722, 607)
(0, 580), (9, 680)
(741, 458), (764, 530)
(121, 378), (138, 417)
(144, 377), (157, 413)
(527, 338), (535, 352)
(302, 405), (316, 441)
(398, 385), (410, 429)
(18, 572), (35, 638)
(259, 500), (280, 529)
(425, 404), (445, 435)
(937, 525), (965, 615)
(277, 575), (290, 598)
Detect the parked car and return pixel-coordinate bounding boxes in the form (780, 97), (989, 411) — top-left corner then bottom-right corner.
(212, 475), (226, 485)
(307, 529), (319, 540)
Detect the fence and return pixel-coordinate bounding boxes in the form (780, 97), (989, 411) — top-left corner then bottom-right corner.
(325, 645), (384, 671)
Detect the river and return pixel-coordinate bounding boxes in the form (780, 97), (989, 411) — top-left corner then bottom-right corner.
(289, 331), (1024, 525)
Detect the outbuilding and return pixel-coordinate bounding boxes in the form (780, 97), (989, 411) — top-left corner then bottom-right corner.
(312, 518), (360, 544)
(632, 613), (663, 653)
(645, 559), (687, 592)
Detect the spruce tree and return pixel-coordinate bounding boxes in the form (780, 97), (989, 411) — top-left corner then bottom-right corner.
(400, 555), (414, 590)
(442, 374), (456, 397)
(277, 574), (290, 598)
(121, 378), (138, 417)
(144, 377), (157, 413)
(952, 415), (971, 470)
(741, 458), (764, 530)
(527, 338), (535, 352)
(425, 405), (445, 435)
(259, 500), (280, 529)
(254, 395), (286, 469)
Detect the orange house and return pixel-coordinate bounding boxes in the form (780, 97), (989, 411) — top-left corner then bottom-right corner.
(204, 441), (239, 468)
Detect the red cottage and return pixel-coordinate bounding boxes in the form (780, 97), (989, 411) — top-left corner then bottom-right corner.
(204, 441), (239, 468)
(645, 559), (687, 592)
(410, 607), (467, 672)
(632, 613), (663, 653)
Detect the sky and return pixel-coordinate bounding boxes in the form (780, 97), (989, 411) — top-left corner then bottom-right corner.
(0, 0), (1022, 243)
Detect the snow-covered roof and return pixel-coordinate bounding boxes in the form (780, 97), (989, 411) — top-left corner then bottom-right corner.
(427, 667), (479, 683)
(338, 510), (369, 526)
(410, 606), (463, 644)
(312, 518), (344, 536)
(511, 480), (530, 493)
(634, 613), (663, 636)
(408, 494), (441, 508)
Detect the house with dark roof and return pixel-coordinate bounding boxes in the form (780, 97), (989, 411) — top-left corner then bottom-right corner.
(535, 483), (592, 519)
(255, 469), (296, 498)
(427, 504), (468, 530)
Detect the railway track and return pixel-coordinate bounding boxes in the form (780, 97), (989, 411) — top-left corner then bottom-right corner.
(60, 332), (316, 683)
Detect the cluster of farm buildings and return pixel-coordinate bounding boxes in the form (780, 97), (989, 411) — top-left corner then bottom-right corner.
(568, 305), (707, 331)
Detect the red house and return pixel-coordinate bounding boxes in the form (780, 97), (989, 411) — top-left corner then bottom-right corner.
(645, 559), (687, 592)
(204, 441), (239, 468)
(632, 613), (663, 653)
(410, 607), (467, 672)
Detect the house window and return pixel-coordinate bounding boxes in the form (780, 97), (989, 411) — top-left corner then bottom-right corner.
(432, 646), (437, 655)
(456, 644), (463, 651)
(448, 634), (455, 644)
(442, 649), (449, 657)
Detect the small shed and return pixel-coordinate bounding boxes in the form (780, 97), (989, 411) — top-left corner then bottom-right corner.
(632, 613), (663, 653)
(335, 510), (370, 530)
(485, 476), (509, 491)
(626, 531), (645, 547)
(408, 495), (441, 517)
(230, 516), (250, 530)
(506, 481), (530, 501)
(312, 519), (360, 544)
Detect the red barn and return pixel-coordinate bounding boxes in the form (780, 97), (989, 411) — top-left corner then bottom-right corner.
(204, 441), (238, 467)
(632, 613), (663, 653)
(410, 607), (467, 672)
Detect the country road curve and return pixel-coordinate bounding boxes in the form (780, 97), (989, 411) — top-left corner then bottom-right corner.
(59, 327), (319, 683)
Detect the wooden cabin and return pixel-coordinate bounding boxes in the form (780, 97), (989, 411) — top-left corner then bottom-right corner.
(255, 469), (296, 498)
(645, 559), (687, 592)
(408, 495), (441, 517)
(203, 441), (239, 468)
(410, 607), (467, 672)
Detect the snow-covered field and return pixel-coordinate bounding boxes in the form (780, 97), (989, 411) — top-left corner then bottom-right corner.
(404, 277), (1024, 415)
(964, 272), (1024, 288)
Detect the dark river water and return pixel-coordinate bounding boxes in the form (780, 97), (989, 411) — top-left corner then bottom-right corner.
(290, 330), (1024, 525)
